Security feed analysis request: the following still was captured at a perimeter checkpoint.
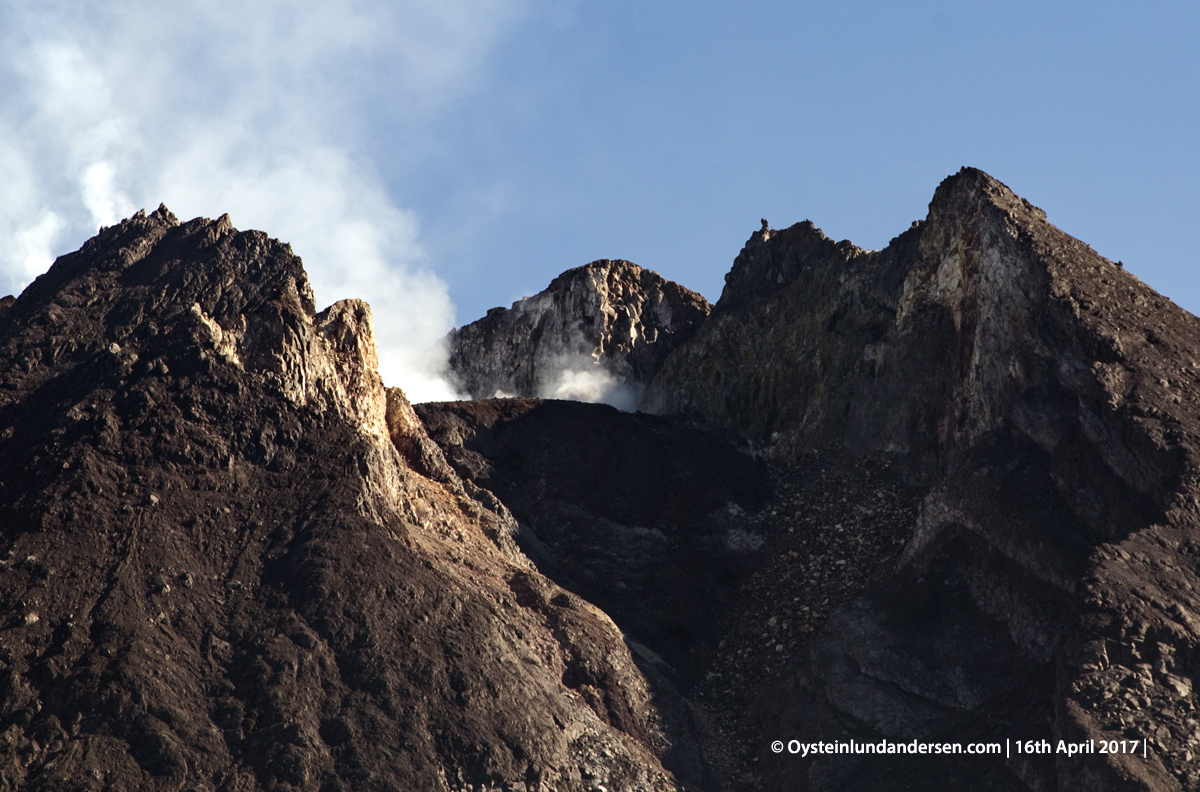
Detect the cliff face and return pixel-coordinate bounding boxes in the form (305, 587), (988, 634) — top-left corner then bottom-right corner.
(444, 260), (710, 409)
(4, 168), (1199, 792)
(646, 169), (1200, 790)
(0, 210), (680, 791)
(420, 168), (1200, 790)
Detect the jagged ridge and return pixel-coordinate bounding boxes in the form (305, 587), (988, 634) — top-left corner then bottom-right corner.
(646, 168), (1200, 791)
(0, 208), (682, 791)
(444, 259), (710, 408)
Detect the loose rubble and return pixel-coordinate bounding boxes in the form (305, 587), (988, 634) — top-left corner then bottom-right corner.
(688, 448), (921, 789)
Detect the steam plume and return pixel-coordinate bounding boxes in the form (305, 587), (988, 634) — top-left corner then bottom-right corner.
(0, 0), (518, 402)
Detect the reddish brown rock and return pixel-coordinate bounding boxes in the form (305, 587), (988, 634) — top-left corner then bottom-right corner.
(5, 166), (1200, 792)
(647, 169), (1200, 791)
(0, 208), (680, 792)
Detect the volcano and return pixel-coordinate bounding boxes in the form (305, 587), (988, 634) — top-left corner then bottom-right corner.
(1, 169), (1197, 791)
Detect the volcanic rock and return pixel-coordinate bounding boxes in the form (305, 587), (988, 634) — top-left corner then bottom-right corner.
(426, 167), (1200, 790)
(644, 168), (1200, 790)
(0, 208), (682, 791)
(414, 401), (925, 790)
(443, 260), (710, 409)
(414, 398), (770, 680)
(5, 165), (1200, 792)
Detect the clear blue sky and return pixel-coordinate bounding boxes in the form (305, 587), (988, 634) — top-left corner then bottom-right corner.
(411, 1), (1199, 320)
(2, 1), (1197, 397)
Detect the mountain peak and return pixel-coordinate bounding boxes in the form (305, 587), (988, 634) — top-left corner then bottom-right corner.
(444, 258), (710, 409)
(3, 170), (1199, 790)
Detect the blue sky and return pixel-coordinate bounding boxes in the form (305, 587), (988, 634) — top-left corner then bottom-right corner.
(1, 1), (1197, 399)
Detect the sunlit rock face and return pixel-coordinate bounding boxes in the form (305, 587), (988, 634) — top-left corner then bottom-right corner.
(443, 260), (710, 410)
(0, 209), (682, 792)
(4, 167), (1200, 792)
(424, 167), (1200, 791)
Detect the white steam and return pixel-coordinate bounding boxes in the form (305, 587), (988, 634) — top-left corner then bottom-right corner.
(541, 360), (643, 412)
(0, 1), (518, 402)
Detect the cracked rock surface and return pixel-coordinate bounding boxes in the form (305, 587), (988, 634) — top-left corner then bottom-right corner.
(428, 168), (1200, 791)
(444, 260), (710, 409)
(3, 166), (1200, 792)
(0, 208), (680, 792)
(647, 168), (1200, 791)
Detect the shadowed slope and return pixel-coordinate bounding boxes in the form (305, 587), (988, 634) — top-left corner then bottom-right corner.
(648, 168), (1200, 790)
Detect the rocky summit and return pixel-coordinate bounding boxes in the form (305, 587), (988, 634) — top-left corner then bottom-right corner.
(0, 167), (1197, 792)
(444, 260), (710, 410)
(0, 209), (679, 791)
(646, 169), (1200, 789)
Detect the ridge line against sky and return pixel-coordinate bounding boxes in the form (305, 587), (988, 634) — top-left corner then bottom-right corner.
(1, 1), (1197, 400)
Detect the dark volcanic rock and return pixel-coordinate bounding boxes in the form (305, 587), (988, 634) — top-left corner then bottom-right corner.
(444, 260), (710, 409)
(414, 397), (926, 790)
(646, 168), (1200, 791)
(414, 398), (770, 681)
(7, 166), (1199, 792)
(0, 209), (681, 791)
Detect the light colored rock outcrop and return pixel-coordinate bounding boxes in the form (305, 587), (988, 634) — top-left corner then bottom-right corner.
(0, 208), (681, 792)
(444, 260), (709, 410)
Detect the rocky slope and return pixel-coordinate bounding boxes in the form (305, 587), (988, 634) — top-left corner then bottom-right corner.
(420, 168), (1200, 791)
(642, 168), (1200, 790)
(413, 398), (775, 788)
(413, 399), (770, 680)
(444, 260), (710, 409)
(412, 402), (925, 790)
(0, 209), (684, 791)
(3, 166), (1198, 792)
